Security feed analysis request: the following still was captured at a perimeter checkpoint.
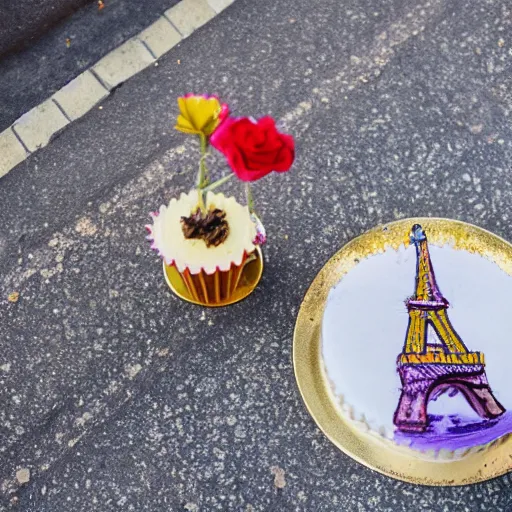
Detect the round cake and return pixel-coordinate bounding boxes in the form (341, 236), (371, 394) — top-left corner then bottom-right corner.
(321, 224), (512, 461)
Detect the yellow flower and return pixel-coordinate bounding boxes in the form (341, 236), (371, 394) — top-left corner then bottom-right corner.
(175, 94), (229, 137)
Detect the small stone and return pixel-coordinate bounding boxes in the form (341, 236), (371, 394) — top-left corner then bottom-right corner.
(16, 468), (30, 484)
(126, 363), (142, 379)
(7, 292), (19, 303)
(75, 412), (92, 427)
(234, 424), (246, 438)
(270, 466), (286, 489)
(68, 437), (81, 447)
(498, 38), (505, 48)
(75, 217), (98, 236)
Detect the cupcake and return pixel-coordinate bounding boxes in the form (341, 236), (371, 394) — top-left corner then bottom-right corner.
(146, 93), (294, 306)
(147, 189), (261, 304)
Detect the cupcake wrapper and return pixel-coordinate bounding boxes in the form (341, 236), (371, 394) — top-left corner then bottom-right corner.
(173, 251), (252, 304)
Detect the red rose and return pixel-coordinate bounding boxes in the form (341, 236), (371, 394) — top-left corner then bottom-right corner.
(210, 116), (295, 182)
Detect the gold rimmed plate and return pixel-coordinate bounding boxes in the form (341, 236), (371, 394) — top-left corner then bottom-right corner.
(293, 218), (512, 486)
(163, 246), (264, 307)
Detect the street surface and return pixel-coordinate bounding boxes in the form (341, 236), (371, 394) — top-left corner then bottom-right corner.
(1, 0), (512, 510)
(0, 0), (92, 57)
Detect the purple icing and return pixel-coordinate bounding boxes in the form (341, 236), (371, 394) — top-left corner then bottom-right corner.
(394, 362), (505, 433)
(394, 411), (512, 452)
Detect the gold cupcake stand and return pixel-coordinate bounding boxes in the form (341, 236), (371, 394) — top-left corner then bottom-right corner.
(164, 246), (264, 307)
(293, 218), (512, 486)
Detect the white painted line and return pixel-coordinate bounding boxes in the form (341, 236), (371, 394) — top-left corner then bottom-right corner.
(53, 70), (109, 122)
(165, 0), (216, 37)
(0, 129), (28, 178)
(207, 0), (234, 14)
(92, 38), (155, 91)
(138, 16), (182, 59)
(13, 99), (69, 153)
(1, 0), (237, 179)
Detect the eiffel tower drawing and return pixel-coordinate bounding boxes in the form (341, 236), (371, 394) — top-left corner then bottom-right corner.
(393, 224), (505, 433)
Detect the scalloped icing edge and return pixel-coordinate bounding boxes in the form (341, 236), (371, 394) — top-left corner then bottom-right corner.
(321, 361), (501, 462)
(146, 190), (261, 275)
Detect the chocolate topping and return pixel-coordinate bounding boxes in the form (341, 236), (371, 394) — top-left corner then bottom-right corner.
(180, 207), (230, 247)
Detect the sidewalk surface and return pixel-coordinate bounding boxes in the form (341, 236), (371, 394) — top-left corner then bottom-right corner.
(1, 0), (512, 510)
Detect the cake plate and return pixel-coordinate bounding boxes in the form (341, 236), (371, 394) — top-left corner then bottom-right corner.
(293, 218), (512, 486)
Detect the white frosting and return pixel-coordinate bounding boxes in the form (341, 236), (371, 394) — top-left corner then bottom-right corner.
(147, 190), (257, 275)
(322, 242), (512, 441)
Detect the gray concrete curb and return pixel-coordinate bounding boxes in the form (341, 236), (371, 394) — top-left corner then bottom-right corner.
(0, 0), (234, 179)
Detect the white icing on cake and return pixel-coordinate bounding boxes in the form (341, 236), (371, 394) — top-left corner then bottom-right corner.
(147, 190), (257, 274)
(321, 241), (512, 456)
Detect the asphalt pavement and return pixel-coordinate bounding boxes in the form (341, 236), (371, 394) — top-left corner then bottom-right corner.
(0, 0), (92, 58)
(1, 0), (512, 510)
(0, 0), (180, 131)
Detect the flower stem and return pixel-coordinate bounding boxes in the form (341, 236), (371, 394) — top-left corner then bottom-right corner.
(196, 134), (209, 211)
(199, 134), (208, 183)
(203, 173), (234, 193)
(245, 182), (255, 213)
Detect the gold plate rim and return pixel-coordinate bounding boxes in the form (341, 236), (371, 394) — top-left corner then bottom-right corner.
(163, 246), (264, 307)
(293, 217), (512, 486)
